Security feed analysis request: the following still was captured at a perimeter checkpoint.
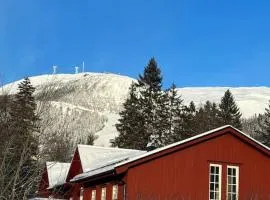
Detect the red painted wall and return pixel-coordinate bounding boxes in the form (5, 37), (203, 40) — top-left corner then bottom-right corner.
(66, 148), (83, 182)
(37, 167), (50, 198)
(124, 132), (270, 200)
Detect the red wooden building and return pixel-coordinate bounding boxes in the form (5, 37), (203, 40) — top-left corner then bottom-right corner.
(37, 125), (270, 200)
(37, 162), (70, 199)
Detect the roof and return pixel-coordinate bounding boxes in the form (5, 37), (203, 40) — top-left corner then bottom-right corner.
(46, 162), (70, 189)
(71, 125), (269, 182)
(71, 148), (145, 182)
(77, 145), (145, 173)
(115, 125), (270, 171)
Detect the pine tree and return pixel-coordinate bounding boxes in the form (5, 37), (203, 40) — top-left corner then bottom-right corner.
(7, 77), (40, 199)
(219, 89), (242, 129)
(163, 83), (186, 144)
(136, 58), (165, 149)
(194, 101), (221, 133)
(256, 102), (270, 147)
(112, 82), (146, 149)
(180, 101), (198, 139)
(113, 58), (166, 150)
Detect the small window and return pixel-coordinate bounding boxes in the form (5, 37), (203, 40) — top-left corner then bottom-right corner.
(227, 166), (239, 200)
(91, 189), (96, 200)
(80, 187), (84, 200)
(101, 187), (106, 200)
(209, 164), (222, 200)
(112, 184), (118, 200)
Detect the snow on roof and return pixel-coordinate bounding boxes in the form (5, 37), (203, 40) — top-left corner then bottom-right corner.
(114, 125), (270, 169)
(46, 162), (70, 189)
(71, 145), (145, 181)
(77, 145), (145, 172)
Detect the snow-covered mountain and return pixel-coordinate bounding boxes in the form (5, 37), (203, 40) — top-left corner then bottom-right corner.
(2, 73), (270, 147)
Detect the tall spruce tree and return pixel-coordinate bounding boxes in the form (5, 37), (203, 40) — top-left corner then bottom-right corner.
(219, 89), (242, 129)
(164, 83), (186, 144)
(256, 102), (270, 147)
(7, 77), (40, 199)
(137, 58), (165, 149)
(113, 58), (166, 150)
(112, 82), (146, 149)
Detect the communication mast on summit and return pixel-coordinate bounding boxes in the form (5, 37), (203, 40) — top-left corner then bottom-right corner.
(75, 66), (79, 74)
(82, 61), (85, 73)
(53, 65), (57, 74)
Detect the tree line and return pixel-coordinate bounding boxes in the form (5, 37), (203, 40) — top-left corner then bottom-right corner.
(112, 58), (270, 150)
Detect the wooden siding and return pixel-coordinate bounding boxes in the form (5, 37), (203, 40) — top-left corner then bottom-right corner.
(123, 132), (270, 200)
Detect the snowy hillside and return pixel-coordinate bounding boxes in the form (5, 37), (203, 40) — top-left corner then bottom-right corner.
(178, 87), (270, 118)
(2, 72), (270, 147)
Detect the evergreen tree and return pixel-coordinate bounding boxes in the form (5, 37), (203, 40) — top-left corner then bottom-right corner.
(7, 77), (40, 199)
(219, 89), (242, 129)
(179, 101), (197, 139)
(194, 101), (221, 133)
(163, 83), (186, 144)
(136, 58), (165, 149)
(112, 82), (146, 149)
(113, 58), (166, 150)
(256, 102), (270, 147)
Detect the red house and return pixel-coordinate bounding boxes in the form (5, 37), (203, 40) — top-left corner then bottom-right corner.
(66, 145), (145, 200)
(69, 125), (270, 200)
(37, 162), (70, 199)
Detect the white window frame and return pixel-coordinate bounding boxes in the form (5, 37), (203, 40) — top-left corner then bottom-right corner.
(80, 187), (84, 200)
(91, 189), (96, 200)
(227, 165), (239, 200)
(209, 164), (222, 200)
(112, 184), (118, 200)
(101, 187), (107, 200)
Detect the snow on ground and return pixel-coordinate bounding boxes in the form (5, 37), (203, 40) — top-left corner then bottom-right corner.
(94, 113), (120, 146)
(178, 87), (270, 118)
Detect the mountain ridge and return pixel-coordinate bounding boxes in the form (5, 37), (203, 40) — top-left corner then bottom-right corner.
(2, 72), (270, 147)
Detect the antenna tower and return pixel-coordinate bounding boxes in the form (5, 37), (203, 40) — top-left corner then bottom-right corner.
(53, 65), (57, 74)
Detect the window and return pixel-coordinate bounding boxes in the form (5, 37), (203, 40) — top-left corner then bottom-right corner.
(227, 166), (239, 200)
(112, 184), (118, 200)
(101, 187), (106, 200)
(91, 189), (96, 200)
(209, 164), (222, 200)
(80, 187), (84, 200)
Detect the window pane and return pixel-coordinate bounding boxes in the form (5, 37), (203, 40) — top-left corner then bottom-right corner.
(215, 183), (219, 191)
(210, 183), (215, 190)
(232, 177), (236, 184)
(210, 192), (214, 199)
(101, 187), (106, 200)
(211, 166), (215, 174)
(112, 184), (118, 200)
(91, 190), (96, 200)
(211, 174), (215, 182)
(228, 168), (232, 175)
(232, 168), (236, 176)
(215, 175), (219, 182)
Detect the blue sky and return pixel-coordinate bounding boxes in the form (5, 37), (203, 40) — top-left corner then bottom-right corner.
(1, 0), (270, 87)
